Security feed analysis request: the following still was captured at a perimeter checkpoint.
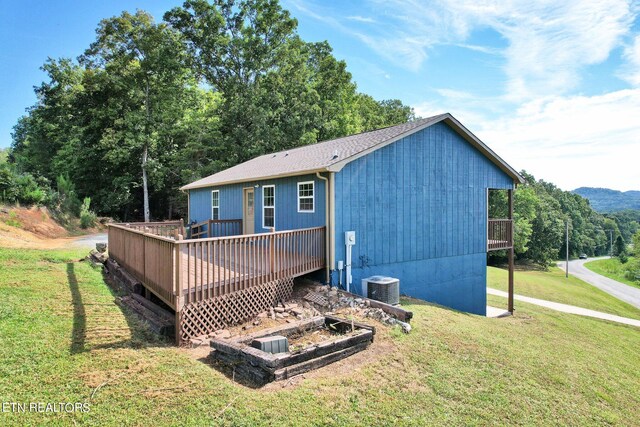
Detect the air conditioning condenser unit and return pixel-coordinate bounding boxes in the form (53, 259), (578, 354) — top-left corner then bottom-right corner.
(362, 276), (400, 305)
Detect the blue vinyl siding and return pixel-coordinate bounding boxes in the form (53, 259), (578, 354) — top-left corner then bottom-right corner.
(188, 174), (326, 233)
(333, 122), (513, 315)
(189, 185), (244, 224)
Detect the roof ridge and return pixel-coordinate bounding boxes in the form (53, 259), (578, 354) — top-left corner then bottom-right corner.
(325, 114), (447, 167)
(259, 114), (443, 158)
(180, 112), (528, 192)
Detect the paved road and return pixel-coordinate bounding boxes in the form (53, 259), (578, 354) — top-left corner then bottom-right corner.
(557, 257), (640, 310)
(487, 288), (640, 327)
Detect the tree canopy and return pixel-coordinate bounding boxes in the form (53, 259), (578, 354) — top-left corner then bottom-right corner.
(9, 1), (414, 220)
(488, 171), (628, 267)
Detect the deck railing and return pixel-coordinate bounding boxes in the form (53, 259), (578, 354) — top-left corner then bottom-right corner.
(108, 225), (179, 307)
(121, 220), (185, 238)
(107, 224), (325, 310)
(177, 226), (325, 306)
(487, 219), (513, 251)
(189, 219), (243, 239)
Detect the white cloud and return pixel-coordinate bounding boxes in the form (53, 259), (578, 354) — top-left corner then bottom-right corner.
(347, 15), (376, 23)
(354, 33), (429, 72)
(486, 1), (635, 100)
(620, 34), (640, 86)
(293, 0), (637, 100)
(287, 0), (429, 71)
(412, 99), (493, 129)
(434, 88), (474, 100)
(453, 43), (502, 55)
(381, 0), (635, 100)
(471, 89), (640, 191)
(412, 101), (443, 119)
(414, 88), (640, 190)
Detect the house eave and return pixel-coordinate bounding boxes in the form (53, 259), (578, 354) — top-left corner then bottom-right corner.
(180, 169), (328, 191)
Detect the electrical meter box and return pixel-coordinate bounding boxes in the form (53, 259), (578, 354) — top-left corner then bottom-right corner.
(345, 231), (356, 245)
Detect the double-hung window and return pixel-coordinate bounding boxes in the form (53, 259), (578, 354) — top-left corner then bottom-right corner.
(297, 181), (314, 213)
(211, 190), (219, 220)
(263, 185), (275, 228)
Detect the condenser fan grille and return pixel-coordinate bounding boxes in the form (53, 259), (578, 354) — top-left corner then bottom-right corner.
(366, 276), (400, 305)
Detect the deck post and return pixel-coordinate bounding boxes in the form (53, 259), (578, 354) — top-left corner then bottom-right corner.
(142, 233), (147, 285)
(174, 240), (183, 345)
(269, 228), (275, 280)
(508, 188), (514, 313)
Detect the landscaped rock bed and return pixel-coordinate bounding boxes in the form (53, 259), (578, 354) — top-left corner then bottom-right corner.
(193, 279), (413, 348)
(210, 315), (375, 385)
(299, 284), (413, 333)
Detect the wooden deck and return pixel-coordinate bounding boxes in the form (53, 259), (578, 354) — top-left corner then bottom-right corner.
(487, 239), (511, 251)
(179, 242), (324, 303)
(108, 223), (326, 310)
(108, 223), (326, 343)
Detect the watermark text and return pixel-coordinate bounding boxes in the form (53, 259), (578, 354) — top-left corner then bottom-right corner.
(2, 402), (90, 413)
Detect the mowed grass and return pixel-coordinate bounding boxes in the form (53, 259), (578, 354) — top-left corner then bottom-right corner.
(584, 257), (640, 290)
(1, 248), (639, 426)
(488, 266), (640, 320)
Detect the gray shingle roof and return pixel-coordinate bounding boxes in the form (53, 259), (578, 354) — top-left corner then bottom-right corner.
(181, 113), (523, 190)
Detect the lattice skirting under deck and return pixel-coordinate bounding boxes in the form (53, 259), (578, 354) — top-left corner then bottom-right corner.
(178, 277), (294, 343)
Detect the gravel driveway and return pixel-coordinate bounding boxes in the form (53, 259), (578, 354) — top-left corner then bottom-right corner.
(70, 233), (108, 249)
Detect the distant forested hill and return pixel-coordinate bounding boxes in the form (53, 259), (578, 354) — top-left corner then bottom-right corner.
(573, 187), (640, 212)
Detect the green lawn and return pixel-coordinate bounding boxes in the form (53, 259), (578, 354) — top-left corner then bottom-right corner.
(488, 266), (640, 320)
(1, 248), (639, 426)
(584, 257), (640, 290)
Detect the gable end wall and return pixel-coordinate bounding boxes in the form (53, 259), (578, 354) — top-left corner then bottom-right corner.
(333, 122), (514, 315)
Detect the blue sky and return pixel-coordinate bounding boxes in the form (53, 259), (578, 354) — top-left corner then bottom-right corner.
(2, 1), (639, 191)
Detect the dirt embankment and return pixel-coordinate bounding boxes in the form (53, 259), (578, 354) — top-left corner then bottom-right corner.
(0, 205), (104, 249)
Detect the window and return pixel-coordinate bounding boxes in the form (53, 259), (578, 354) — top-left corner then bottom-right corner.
(211, 190), (219, 220)
(297, 181), (314, 213)
(263, 185), (275, 228)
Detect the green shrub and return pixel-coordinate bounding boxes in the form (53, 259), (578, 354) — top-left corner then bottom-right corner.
(624, 258), (640, 284)
(5, 219), (21, 228)
(80, 197), (96, 229)
(4, 211), (22, 228)
(46, 177), (81, 228)
(0, 165), (48, 205)
(56, 175), (81, 216)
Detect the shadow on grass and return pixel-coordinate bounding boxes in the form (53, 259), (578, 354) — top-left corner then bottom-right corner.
(67, 260), (170, 354)
(68, 262), (86, 354)
(196, 353), (264, 389)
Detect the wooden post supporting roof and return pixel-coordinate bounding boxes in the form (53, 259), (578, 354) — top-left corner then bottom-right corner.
(508, 188), (515, 313)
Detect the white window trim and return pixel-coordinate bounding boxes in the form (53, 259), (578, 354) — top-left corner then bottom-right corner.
(297, 181), (315, 213)
(211, 190), (220, 220)
(262, 185), (275, 229)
